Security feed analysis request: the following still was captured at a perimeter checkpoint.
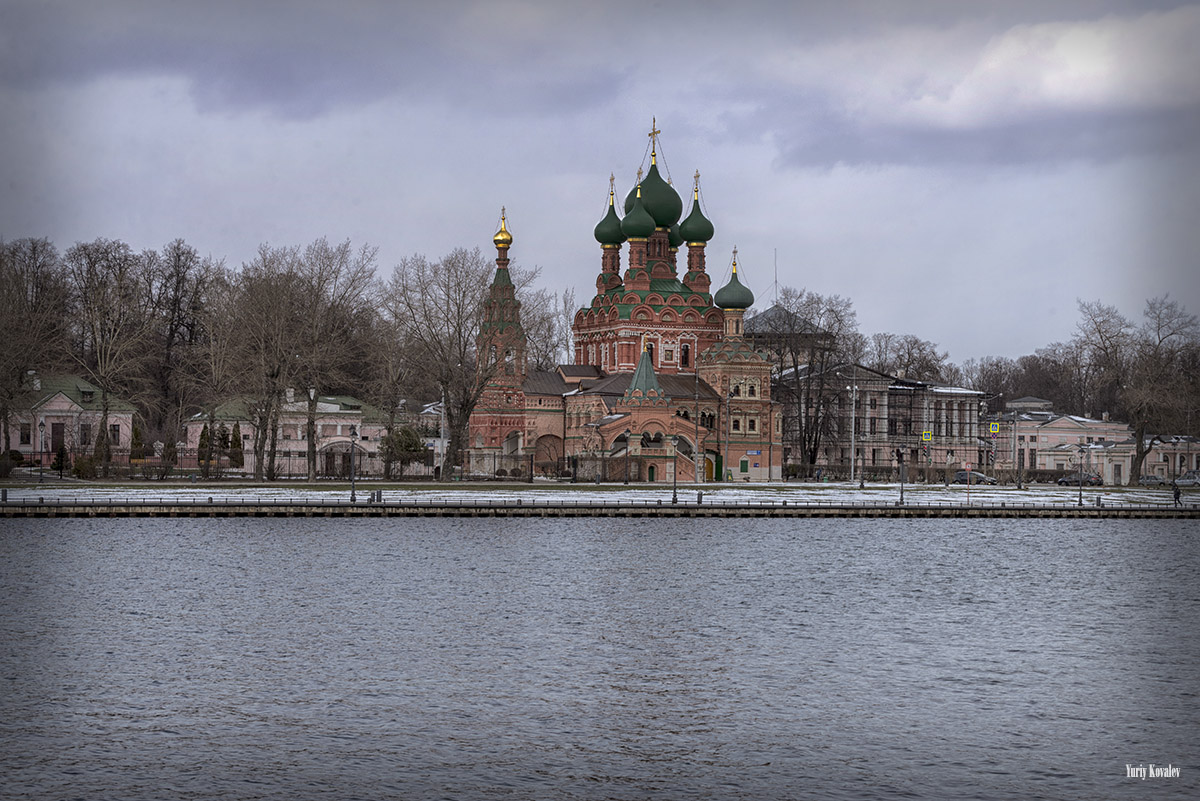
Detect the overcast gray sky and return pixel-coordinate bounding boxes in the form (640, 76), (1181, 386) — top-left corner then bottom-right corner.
(3, 0), (1198, 363)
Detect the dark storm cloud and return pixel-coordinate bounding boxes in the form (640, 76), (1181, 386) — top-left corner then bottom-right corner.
(0, 0), (625, 119)
(760, 101), (1200, 167)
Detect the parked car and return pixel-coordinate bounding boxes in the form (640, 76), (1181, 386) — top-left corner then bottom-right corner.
(1138, 474), (1167, 486)
(1175, 470), (1200, 487)
(1058, 472), (1102, 486)
(953, 470), (997, 485)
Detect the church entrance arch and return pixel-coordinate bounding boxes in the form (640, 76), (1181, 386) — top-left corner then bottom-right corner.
(534, 434), (563, 475)
(648, 464), (657, 482)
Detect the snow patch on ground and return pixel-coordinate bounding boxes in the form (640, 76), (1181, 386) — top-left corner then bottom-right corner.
(2, 480), (1191, 508)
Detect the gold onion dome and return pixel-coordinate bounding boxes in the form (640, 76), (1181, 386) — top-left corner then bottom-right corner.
(714, 250), (755, 310)
(493, 208), (513, 247)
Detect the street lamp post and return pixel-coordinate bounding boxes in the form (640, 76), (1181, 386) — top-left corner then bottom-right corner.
(724, 391), (733, 483)
(349, 424), (358, 503)
(671, 434), (679, 504)
(1077, 441), (1085, 506)
(38, 418), (45, 483)
(845, 383), (858, 483)
(623, 428), (631, 484)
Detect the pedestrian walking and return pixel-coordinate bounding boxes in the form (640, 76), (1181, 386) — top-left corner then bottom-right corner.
(1173, 482), (1182, 507)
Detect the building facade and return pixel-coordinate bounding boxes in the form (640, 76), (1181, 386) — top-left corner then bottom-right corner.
(771, 363), (987, 479)
(468, 129), (783, 482)
(182, 391), (390, 477)
(4, 373), (135, 468)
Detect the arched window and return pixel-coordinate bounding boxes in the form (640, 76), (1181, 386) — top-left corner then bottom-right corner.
(681, 343), (690, 367)
(646, 343), (655, 364)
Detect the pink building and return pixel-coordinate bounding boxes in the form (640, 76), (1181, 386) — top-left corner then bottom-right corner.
(3, 373), (135, 468)
(183, 391), (391, 477)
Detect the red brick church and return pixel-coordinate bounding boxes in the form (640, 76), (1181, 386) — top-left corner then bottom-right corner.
(467, 126), (782, 483)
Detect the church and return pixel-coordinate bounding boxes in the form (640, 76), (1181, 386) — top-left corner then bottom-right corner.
(467, 127), (783, 483)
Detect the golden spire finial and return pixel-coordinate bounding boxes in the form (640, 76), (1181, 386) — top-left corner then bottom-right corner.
(693, 170), (700, 200)
(732, 246), (739, 273)
(649, 117), (661, 164)
(608, 173), (615, 203)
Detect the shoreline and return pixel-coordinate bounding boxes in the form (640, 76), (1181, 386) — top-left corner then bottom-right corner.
(3, 497), (1195, 519)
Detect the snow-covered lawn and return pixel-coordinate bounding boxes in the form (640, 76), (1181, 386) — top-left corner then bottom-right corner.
(2, 477), (1192, 507)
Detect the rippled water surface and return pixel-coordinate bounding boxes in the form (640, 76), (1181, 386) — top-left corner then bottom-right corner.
(1, 518), (1197, 800)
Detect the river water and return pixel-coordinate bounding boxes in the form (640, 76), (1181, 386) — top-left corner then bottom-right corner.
(1, 518), (1196, 800)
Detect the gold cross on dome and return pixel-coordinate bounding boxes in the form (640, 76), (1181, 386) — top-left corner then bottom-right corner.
(649, 117), (661, 141)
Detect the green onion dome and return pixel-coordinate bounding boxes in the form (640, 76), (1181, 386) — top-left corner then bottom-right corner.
(714, 251), (755, 309)
(679, 195), (714, 243)
(624, 160), (682, 228)
(594, 189), (626, 246)
(621, 186), (656, 239)
(668, 223), (683, 249)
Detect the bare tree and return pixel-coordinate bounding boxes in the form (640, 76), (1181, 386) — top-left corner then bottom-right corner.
(64, 238), (155, 475)
(753, 287), (859, 475)
(185, 264), (242, 463)
(234, 244), (305, 480)
(143, 239), (220, 441)
(383, 247), (496, 480)
(1074, 296), (1199, 482)
(0, 238), (71, 449)
(293, 238), (378, 480)
(522, 286), (576, 371)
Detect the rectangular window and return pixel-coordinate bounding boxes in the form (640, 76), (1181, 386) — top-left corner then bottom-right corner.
(732, 419), (741, 432)
(19, 423), (30, 445)
(748, 419), (757, 432)
(1029, 436), (1037, 443)
(869, 417), (877, 435)
(664, 349), (674, 362)
(80, 424), (91, 446)
(1029, 448), (1036, 466)
(109, 424), (120, 446)
(869, 397), (877, 410)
